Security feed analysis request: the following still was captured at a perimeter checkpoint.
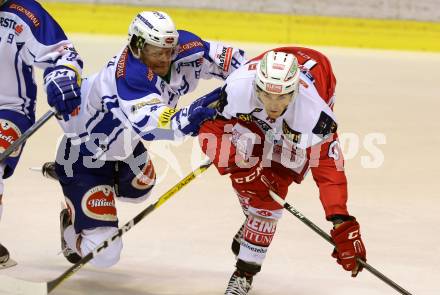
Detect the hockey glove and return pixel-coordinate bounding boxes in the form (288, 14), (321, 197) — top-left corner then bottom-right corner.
(173, 87), (221, 136)
(44, 66), (81, 121)
(330, 218), (366, 277)
(230, 162), (279, 201)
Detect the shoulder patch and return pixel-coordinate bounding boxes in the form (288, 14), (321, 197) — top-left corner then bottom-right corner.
(282, 120), (302, 143)
(312, 111), (337, 138)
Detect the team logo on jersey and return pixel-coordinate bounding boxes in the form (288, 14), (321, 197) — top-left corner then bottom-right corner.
(0, 119), (22, 157)
(8, 3), (40, 27)
(177, 41), (204, 54)
(14, 24), (23, 35)
(158, 108), (177, 128)
(131, 159), (156, 190)
(217, 46), (233, 72)
(282, 120), (301, 143)
(116, 48), (129, 79)
(312, 111), (338, 139)
(81, 185), (117, 222)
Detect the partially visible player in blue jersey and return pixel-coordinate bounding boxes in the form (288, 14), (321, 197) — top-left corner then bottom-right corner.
(0, 0), (82, 268)
(42, 11), (246, 268)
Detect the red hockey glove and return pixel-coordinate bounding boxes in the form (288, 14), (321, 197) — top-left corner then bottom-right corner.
(330, 219), (366, 277)
(230, 163), (278, 201)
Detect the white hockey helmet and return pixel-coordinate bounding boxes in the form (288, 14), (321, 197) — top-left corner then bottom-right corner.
(255, 51), (300, 95)
(128, 11), (179, 50)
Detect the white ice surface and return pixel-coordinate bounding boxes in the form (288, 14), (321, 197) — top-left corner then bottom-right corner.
(0, 35), (439, 294)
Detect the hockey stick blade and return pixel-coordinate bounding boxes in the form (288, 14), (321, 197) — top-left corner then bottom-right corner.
(0, 159), (212, 294)
(269, 191), (414, 295)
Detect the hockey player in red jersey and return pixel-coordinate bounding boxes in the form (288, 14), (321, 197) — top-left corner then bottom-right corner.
(199, 47), (367, 294)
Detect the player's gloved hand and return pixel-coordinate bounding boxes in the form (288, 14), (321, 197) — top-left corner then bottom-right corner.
(173, 87), (221, 136)
(230, 162), (278, 200)
(330, 218), (366, 277)
(44, 66), (81, 121)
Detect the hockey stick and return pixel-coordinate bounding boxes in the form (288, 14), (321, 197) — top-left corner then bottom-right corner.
(0, 110), (55, 163)
(269, 191), (413, 295)
(0, 159), (212, 295)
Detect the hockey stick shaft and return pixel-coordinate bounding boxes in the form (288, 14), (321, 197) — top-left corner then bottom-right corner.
(0, 110), (55, 163)
(269, 191), (413, 295)
(46, 159), (212, 293)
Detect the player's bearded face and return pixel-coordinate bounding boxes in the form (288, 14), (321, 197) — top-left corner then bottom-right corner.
(141, 44), (174, 77)
(256, 88), (294, 119)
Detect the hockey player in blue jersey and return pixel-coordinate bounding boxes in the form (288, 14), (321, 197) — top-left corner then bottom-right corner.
(0, 0), (82, 268)
(43, 11), (246, 268)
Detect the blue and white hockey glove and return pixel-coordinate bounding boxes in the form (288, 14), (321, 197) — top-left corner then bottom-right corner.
(173, 87), (222, 136)
(44, 66), (81, 121)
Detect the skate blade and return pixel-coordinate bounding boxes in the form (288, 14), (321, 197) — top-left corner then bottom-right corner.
(0, 258), (17, 269)
(29, 167), (42, 172)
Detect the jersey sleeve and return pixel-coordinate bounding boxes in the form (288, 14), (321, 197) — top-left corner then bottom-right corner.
(200, 40), (247, 80)
(308, 133), (349, 219)
(5, 0), (83, 75)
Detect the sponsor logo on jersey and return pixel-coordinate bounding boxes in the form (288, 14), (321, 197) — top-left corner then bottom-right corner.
(131, 159), (156, 190)
(116, 48), (129, 79)
(81, 185), (117, 222)
(217, 47), (233, 72)
(0, 119), (22, 157)
(158, 108), (177, 128)
(175, 58), (203, 74)
(0, 17), (17, 29)
(177, 41), (204, 54)
(265, 83), (282, 93)
(282, 120), (301, 143)
(8, 3), (40, 27)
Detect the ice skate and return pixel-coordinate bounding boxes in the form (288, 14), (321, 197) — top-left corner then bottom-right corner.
(0, 243), (17, 269)
(60, 208), (81, 264)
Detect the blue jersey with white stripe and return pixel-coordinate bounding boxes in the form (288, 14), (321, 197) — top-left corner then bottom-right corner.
(0, 0), (83, 122)
(62, 30), (246, 160)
